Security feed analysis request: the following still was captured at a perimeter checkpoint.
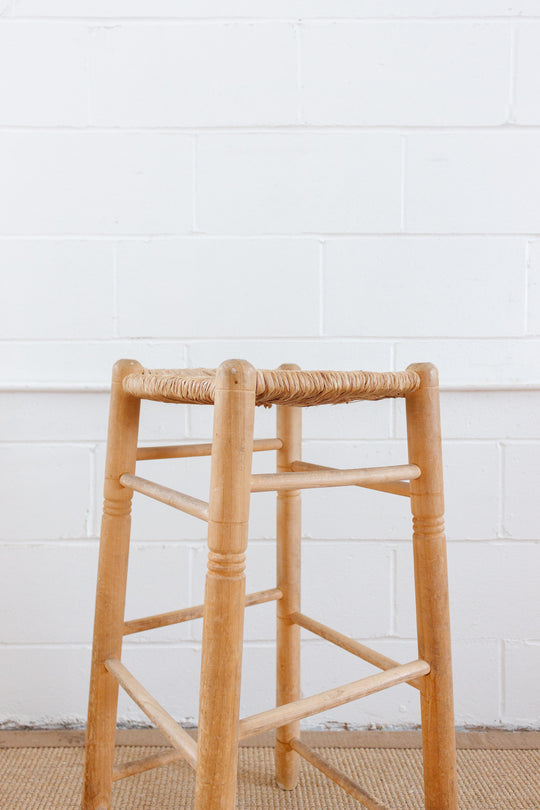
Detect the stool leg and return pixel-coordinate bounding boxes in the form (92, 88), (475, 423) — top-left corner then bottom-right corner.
(82, 360), (142, 810)
(194, 360), (256, 810)
(275, 388), (302, 789)
(406, 363), (458, 810)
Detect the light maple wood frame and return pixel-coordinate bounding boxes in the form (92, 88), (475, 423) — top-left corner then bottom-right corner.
(82, 359), (142, 810)
(406, 363), (458, 809)
(81, 359), (457, 810)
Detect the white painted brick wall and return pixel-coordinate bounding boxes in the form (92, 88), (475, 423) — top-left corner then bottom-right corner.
(0, 133), (193, 234)
(323, 238), (526, 337)
(117, 240), (321, 338)
(514, 22), (540, 124)
(89, 24), (298, 127)
(301, 23), (511, 126)
(1, 2), (539, 732)
(405, 133), (540, 233)
(197, 133), (402, 234)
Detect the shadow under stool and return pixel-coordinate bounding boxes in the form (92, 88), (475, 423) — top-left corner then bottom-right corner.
(82, 359), (458, 810)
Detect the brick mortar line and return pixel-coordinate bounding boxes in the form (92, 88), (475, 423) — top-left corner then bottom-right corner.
(3, 16), (540, 22)
(2, 125), (540, 132)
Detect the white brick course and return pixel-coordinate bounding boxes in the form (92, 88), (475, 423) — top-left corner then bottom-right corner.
(405, 133), (540, 234)
(301, 23), (510, 126)
(0, 445), (90, 540)
(89, 23), (298, 127)
(503, 443), (540, 539)
(0, 393), (109, 441)
(514, 22), (540, 124)
(0, 647), (92, 727)
(196, 134), (402, 234)
(0, 241), (114, 339)
(0, 23), (89, 126)
(300, 541), (392, 638)
(117, 239), (320, 338)
(323, 238), (526, 337)
(526, 241), (540, 335)
(0, 543), (98, 644)
(437, 391), (540, 439)
(396, 542), (540, 640)
(0, 133), (193, 235)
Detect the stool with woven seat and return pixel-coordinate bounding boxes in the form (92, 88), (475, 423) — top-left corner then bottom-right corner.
(82, 359), (457, 810)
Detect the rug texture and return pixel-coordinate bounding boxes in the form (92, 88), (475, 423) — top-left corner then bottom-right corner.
(1, 740), (539, 809)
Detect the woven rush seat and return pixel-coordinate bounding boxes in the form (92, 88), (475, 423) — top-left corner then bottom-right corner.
(122, 366), (421, 407)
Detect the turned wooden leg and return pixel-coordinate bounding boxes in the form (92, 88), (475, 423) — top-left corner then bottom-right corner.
(82, 360), (142, 810)
(275, 365), (302, 790)
(406, 363), (458, 810)
(194, 360), (256, 810)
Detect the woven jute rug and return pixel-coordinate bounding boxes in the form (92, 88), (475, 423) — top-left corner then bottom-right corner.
(1, 731), (539, 809)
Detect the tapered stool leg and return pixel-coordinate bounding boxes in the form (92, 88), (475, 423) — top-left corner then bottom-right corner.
(82, 360), (142, 810)
(194, 360), (256, 810)
(406, 363), (458, 810)
(275, 365), (302, 790)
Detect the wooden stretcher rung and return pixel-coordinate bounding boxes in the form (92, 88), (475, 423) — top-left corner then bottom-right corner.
(238, 659), (429, 740)
(290, 612), (423, 690)
(290, 460), (411, 497)
(119, 473), (209, 521)
(289, 738), (389, 810)
(113, 748), (185, 782)
(105, 658), (198, 770)
(250, 463), (420, 493)
(136, 437), (282, 461)
(123, 587), (282, 636)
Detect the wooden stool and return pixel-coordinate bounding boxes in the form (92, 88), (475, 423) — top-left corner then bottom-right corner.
(82, 359), (457, 810)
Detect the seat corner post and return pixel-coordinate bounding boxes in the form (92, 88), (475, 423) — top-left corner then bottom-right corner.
(82, 360), (142, 810)
(275, 363), (302, 790)
(194, 360), (257, 810)
(405, 363), (458, 810)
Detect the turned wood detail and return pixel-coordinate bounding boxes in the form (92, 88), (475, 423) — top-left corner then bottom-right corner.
(206, 550), (246, 579)
(101, 495), (133, 519)
(412, 515), (446, 538)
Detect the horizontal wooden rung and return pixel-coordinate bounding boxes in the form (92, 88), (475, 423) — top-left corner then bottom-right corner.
(113, 749), (185, 782)
(290, 612), (423, 690)
(124, 587), (282, 636)
(250, 464), (420, 493)
(119, 473), (209, 521)
(238, 659), (430, 740)
(289, 738), (389, 810)
(105, 658), (197, 770)
(136, 437), (282, 461)
(290, 460), (411, 497)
